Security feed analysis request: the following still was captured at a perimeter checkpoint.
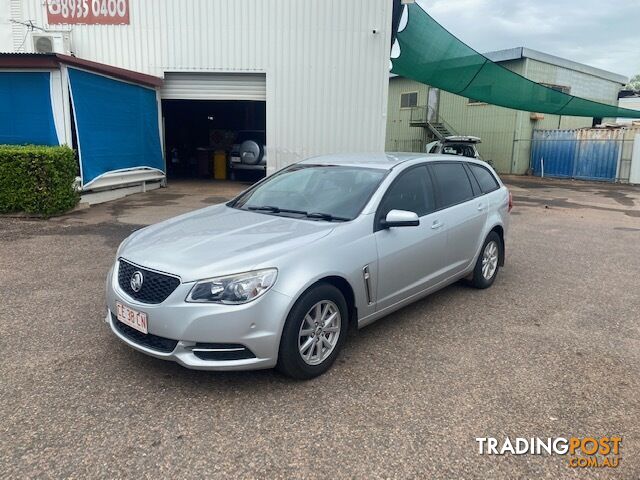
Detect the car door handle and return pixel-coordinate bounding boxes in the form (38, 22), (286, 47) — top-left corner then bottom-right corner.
(477, 203), (486, 211)
(431, 220), (444, 230)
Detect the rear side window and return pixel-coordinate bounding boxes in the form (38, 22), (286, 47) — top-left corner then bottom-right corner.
(430, 163), (474, 208)
(377, 166), (435, 223)
(469, 164), (500, 193)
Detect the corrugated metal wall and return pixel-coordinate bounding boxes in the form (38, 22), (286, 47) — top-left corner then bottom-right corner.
(385, 76), (430, 152)
(437, 59), (522, 173)
(618, 97), (640, 124)
(525, 58), (621, 105)
(9, 0), (392, 173)
(619, 129), (639, 180)
(438, 91), (518, 173)
(530, 128), (640, 182)
(513, 58), (615, 175)
(390, 57), (623, 175)
(530, 130), (579, 178)
(7, 1), (23, 51)
(630, 134), (640, 184)
(575, 129), (621, 180)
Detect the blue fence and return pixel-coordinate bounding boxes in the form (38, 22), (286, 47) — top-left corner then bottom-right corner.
(531, 129), (622, 182)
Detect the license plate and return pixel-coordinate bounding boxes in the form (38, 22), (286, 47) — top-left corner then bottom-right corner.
(116, 302), (148, 334)
(231, 156), (241, 163)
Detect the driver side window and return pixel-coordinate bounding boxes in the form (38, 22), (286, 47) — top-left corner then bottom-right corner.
(377, 166), (435, 224)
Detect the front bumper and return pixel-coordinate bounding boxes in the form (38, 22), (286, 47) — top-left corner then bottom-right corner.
(105, 265), (292, 371)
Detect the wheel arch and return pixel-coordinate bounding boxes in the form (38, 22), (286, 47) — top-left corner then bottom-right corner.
(489, 224), (505, 266)
(287, 275), (358, 331)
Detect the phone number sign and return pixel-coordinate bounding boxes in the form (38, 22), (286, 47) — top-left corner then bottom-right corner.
(46, 0), (130, 25)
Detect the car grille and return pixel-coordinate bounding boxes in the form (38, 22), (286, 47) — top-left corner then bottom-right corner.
(112, 314), (178, 353)
(117, 259), (180, 304)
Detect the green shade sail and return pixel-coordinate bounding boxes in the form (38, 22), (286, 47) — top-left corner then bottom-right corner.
(390, 2), (640, 119)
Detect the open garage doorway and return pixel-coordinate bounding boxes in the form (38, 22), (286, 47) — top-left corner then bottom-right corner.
(162, 99), (266, 181)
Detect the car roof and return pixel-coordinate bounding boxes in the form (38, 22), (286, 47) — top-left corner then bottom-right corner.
(297, 152), (485, 170)
(299, 153), (428, 170)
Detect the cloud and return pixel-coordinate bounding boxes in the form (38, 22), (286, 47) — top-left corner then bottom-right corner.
(423, 0), (640, 79)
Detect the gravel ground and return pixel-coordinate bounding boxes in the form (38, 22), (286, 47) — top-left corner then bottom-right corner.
(1, 177), (639, 479)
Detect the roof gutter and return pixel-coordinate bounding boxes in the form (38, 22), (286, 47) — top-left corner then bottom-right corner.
(0, 53), (163, 88)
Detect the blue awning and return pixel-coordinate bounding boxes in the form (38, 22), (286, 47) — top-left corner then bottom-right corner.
(0, 72), (59, 145)
(68, 68), (163, 187)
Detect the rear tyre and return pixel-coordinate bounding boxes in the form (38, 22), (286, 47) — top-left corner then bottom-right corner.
(277, 284), (347, 380)
(471, 232), (502, 289)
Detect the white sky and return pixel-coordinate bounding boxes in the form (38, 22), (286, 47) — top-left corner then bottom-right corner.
(423, 0), (640, 80)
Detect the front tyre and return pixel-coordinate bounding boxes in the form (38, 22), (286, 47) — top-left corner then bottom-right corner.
(471, 232), (502, 289)
(277, 284), (348, 379)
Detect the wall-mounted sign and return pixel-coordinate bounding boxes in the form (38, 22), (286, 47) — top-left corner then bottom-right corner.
(46, 0), (130, 25)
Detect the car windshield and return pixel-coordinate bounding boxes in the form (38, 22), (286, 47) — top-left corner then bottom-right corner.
(230, 164), (386, 221)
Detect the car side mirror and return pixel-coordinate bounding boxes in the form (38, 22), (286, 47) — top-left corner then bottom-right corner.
(381, 209), (420, 228)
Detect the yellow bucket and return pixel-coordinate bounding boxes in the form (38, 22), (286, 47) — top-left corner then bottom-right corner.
(213, 151), (227, 180)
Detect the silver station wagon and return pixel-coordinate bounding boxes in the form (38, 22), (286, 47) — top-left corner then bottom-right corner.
(106, 153), (511, 379)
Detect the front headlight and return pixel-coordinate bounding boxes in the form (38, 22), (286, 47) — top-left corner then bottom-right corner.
(186, 269), (278, 304)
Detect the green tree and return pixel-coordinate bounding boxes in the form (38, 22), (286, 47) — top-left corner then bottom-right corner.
(625, 74), (640, 92)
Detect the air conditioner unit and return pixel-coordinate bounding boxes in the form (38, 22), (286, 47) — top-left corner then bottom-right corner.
(31, 31), (72, 55)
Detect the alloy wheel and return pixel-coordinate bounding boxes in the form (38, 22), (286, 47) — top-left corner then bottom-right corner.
(298, 300), (341, 366)
(482, 240), (499, 280)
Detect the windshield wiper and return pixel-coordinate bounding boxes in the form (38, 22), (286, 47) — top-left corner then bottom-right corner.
(247, 205), (280, 212)
(247, 205), (307, 215)
(247, 205), (349, 222)
(305, 212), (350, 222)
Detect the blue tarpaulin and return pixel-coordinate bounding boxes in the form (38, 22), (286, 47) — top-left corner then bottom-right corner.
(68, 68), (163, 187)
(0, 72), (59, 145)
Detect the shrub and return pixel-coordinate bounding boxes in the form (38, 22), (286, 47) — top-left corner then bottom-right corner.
(0, 145), (79, 216)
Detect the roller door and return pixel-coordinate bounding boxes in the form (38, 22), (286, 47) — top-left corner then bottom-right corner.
(160, 72), (266, 101)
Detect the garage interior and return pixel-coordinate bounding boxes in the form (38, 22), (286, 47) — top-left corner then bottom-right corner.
(162, 99), (266, 181)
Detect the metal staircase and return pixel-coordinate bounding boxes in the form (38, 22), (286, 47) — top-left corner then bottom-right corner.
(409, 105), (457, 140)
(426, 121), (453, 140)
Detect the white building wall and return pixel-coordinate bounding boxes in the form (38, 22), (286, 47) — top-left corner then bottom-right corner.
(525, 58), (622, 105)
(4, 0), (392, 173)
(0, 0), (14, 51)
(618, 97), (640, 125)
